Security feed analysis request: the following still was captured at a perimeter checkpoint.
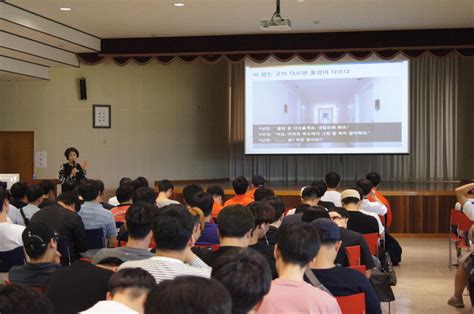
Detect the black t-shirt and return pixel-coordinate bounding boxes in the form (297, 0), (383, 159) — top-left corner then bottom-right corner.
(9, 262), (62, 286)
(259, 226), (278, 246)
(347, 211), (379, 235)
(201, 246), (239, 267)
(44, 261), (114, 314)
(38, 199), (55, 209)
(336, 228), (375, 269)
(249, 242), (278, 279)
(318, 200), (336, 210)
(306, 266), (381, 314)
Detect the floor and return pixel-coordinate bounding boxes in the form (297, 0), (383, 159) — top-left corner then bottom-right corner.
(384, 237), (470, 314)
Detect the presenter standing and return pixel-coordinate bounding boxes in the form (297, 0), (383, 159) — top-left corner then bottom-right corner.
(59, 147), (88, 184)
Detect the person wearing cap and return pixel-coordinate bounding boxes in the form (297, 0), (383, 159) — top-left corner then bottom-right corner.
(247, 175), (266, 199)
(223, 177), (254, 207)
(341, 189), (381, 235)
(9, 222), (61, 286)
(308, 218), (381, 314)
(0, 187), (25, 253)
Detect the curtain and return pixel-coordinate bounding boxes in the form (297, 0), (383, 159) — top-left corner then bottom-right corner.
(229, 54), (459, 182)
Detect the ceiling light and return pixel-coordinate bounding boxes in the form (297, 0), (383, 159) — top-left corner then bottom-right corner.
(60, 7), (71, 11)
(173, 3), (185, 7)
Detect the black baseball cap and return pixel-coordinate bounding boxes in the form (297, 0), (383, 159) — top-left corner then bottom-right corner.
(252, 175), (265, 186)
(22, 223), (57, 258)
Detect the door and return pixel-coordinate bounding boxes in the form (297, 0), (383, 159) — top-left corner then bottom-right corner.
(0, 131), (34, 181)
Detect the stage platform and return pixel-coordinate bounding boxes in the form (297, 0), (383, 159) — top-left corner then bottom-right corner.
(164, 180), (458, 234)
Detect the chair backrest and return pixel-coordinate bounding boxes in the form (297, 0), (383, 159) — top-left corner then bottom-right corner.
(0, 247), (25, 272)
(4, 279), (44, 293)
(362, 233), (378, 256)
(85, 228), (106, 250)
(336, 292), (366, 314)
(348, 265), (366, 274)
(345, 245), (361, 266)
(56, 235), (71, 267)
(458, 211), (474, 233)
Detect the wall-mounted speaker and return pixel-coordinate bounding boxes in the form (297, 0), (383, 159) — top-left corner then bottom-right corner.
(79, 78), (87, 100)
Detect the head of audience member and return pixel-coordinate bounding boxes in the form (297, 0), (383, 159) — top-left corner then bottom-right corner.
(61, 180), (79, 193)
(301, 205), (330, 223)
(189, 207), (205, 240)
(132, 177), (149, 191)
(0, 188), (10, 220)
(340, 189), (362, 210)
(207, 185), (224, 206)
(0, 284), (54, 314)
(254, 187), (275, 202)
(232, 176), (249, 195)
(153, 204), (196, 257)
(294, 203), (312, 214)
(64, 147), (79, 163)
(26, 184), (44, 206)
(116, 185), (133, 205)
(132, 187), (157, 205)
(366, 172), (381, 188)
(310, 218), (342, 268)
(356, 179), (374, 198)
(125, 203), (155, 246)
(95, 179), (107, 199)
(275, 221), (320, 276)
(182, 184), (204, 206)
(328, 207), (349, 228)
(189, 191), (214, 219)
(325, 172), (341, 190)
(22, 222), (60, 264)
(145, 276), (232, 314)
(262, 196), (286, 226)
(157, 179), (174, 198)
(106, 268), (156, 313)
(247, 202), (275, 243)
(10, 182), (28, 203)
(251, 175), (266, 189)
(77, 179), (101, 202)
(212, 248), (271, 314)
(216, 205), (255, 247)
(301, 186), (323, 206)
(118, 177), (133, 188)
(56, 191), (81, 212)
(311, 180), (328, 198)
(40, 180), (55, 200)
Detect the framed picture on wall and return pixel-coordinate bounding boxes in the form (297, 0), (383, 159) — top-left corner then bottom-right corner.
(93, 105), (111, 128)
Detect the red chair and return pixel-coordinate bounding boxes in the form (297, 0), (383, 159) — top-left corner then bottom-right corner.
(345, 245), (361, 266)
(336, 292), (366, 314)
(362, 233), (378, 256)
(194, 244), (221, 252)
(4, 279), (44, 293)
(348, 265), (366, 275)
(449, 209), (474, 269)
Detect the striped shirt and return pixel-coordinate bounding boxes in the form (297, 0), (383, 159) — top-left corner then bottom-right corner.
(118, 256), (211, 284)
(78, 202), (117, 238)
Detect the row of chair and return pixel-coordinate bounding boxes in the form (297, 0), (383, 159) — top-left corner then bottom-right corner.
(449, 208), (474, 269)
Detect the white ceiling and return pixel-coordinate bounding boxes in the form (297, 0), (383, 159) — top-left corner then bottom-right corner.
(6, 0), (474, 38)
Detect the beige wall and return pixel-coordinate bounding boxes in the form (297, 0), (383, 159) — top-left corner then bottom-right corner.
(0, 59), (230, 187)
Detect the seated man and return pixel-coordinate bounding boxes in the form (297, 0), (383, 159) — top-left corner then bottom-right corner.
(132, 187), (157, 206)
(93, 203), (155, 263)
(224, 176), (253, 207)
(321, 172), (342, 207)
(308, 218), (381, 314)
(111, 185), (134, 223)
(254, 187), (275, 202)
(247, 174), (266, 199)
(96, 180), (114, 210)
(108, 177), (133, 206)
(0, 188), (25, 252)
(9, 222), (61, 286)
(30, 191), (87, 262)
(0, 284), (54, 314)
(259, 196), (286, 246)
(212, 248), (272, 314)
(118, 204), (211, 283)
(83, 268), (156, 313)
(202, 205), (254, 267)
(287, 185), (334, 215)
(156, 179), (180, 208)
(341, 189), (381, 235)
(21, 184), (44, 222)
(366, 172), (393, 227)
(38, 180), (56, 209)
(191, 191), (219, 245)
(356, 178), (388, 216)
(454, 182), (474, 220)
(257, 221), (341, 313)
(207, 185), (225, 219)
(312, 180), (337, 210)
(8, 182), (28, 225)
(182, 184), (204, 207)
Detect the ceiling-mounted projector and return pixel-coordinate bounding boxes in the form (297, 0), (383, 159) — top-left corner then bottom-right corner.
(260, 0), (292, 31)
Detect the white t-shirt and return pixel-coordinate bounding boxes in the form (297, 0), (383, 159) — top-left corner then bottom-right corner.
(360, 209), (385, 235)
(7, 205), (25, 226)
(156, 198), (180, 208)
(108, 196), (120, 206)
(321, 191), (342, 207)
(459, 200), (474, 221)
(81, 300), (137, 313)
(360, 199), (387, 215)
(0, 222), (25, 251)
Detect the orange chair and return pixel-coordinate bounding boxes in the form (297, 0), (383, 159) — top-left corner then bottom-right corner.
(348, 265), (366, 275)
(194, 244), (220, 252)
(449, 209), (474, 269)
(336, 292), (366, 314)
(345, 245), (361, 266)
(362, 233), (378, 256)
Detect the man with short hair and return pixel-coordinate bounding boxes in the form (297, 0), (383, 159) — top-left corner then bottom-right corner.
(132, 187), (157, 206)
(247, 175), (266, 199)
(8, 182), (28, 225)
(224, 176), (253, 207)
(156, 179), (180, 208)
(257, 221), (341, 313)
(366, 172), (393, 227)
(92, 203), (155, 263)
(254, 187), (275, 202)
(21, 184), (44, 222)
(207, 185), (225, 219)
(9, 222), (62, 286)
(111, 185), (134, 223)
(118, 204), (211, 283)
(312, 180), (337, 209)
(82, 268), (156, 313)
(0, 188), (25, 252)
(455, 182), (474, 220)
(202, 205), (255, 267)
(108, 177), (133, 206)
(191, 191), (219, 245)
(356, 178), (388, 216)
(259, 196), (286, 246)
(39, 180), (56, 209)
(182, 184), (204, 206)
(96, 180), (114, 210)
(308, 218), (381, 314)
(31, 191), (87, 262)
(341, 189), (380, 235)
(321, 172), (342, 207)
(286, 185), (332, 215)
(132, 177), (149, 191)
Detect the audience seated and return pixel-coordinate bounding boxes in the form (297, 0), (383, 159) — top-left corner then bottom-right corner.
(93, 203), (155, 263)
(321, 172), (342, 207)
(118, 204), (211, 283)
(191, 191), (219, 245)
(182, 184), (204, 206)
(21, 184), (43, 222)
(9, 222), (61, 286)
(38, 180), (56, 209)
(308, 218), (381, 314)
(132, 186), (157, 206)
(156, 179), (180, 208)
(454, 182), (474, 220)
(287, 185), (333, 215)
(341, 189), (381, 235)
(95, 180), (114, 210)
(366, 172), (393, 227)
(0, 188), (25, 253)
(247, 174), (266, 199)
(132, 177), (150, 191)
(256, 221), (341, 313)
(30, 191), (87, 262)
(7, 182), (28, 225)
(254, 187), (275, 202)
(259, 196), (285, 246)
(77, 180), (117, 251)
(301, 205), (331, 223)
(0, 284), (54, 314)
(207, 185), (225, 219)
(145, 276), (232, 314)
(83, 268), (156, 313)
(212, 248), (272, 314)
(108, 177), (133, 206)
(224, 177), (254, 207)
(312, 180), (337, 209)
(356, 178), (388, 216)
(202, 205), (254, 267)
(110, 185), (134, 222)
